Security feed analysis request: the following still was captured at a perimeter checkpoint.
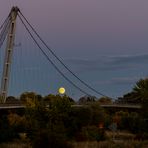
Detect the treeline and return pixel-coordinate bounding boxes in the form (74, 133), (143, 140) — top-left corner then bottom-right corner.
(0, 93), (108, 147)
(0, 78), (148, 147)
(0, 94), (147, 147)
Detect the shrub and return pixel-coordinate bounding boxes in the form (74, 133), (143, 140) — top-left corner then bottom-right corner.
(75, 126), (106, 142)
(32, 129), (72, 148)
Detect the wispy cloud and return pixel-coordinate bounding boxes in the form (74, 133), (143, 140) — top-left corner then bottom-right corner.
(110, 77), (140, 85)
(64, 53), (148, 73)
(109, 54), (148, 64)
(93, 76), (140, 85)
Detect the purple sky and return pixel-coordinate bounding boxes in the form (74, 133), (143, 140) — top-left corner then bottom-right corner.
(1, 0), (148, 56)
(1, 0), (148, 99)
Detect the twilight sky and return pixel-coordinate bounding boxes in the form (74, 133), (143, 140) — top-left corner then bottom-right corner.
(1, 0), (148, 100)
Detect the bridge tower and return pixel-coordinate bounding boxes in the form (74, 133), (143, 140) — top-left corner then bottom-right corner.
(0, 7), (19, 103)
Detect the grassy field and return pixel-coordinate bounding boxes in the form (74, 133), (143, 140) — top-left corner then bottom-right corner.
(71, 141), (148, 148)
(0, 142), (31, 148)
(0, 131), (148, 148)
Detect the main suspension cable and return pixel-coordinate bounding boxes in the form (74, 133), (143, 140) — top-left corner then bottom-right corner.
(0, 17), (10, 48)
(19, 11), (110, 98)
(18, 14), (91, 96)
(0, 15), (10, 31)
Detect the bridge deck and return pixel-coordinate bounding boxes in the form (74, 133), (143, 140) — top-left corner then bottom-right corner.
(0, 103), (141, 109)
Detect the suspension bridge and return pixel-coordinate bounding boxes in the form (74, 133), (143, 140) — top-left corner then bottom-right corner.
(0, 7), (141, 110)
(0, 6), (112, 102)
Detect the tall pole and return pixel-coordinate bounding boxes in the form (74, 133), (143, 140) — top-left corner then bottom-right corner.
(0, 7), (19, 103)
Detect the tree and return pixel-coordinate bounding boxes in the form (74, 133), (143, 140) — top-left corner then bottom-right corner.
(98, 97), (112, 104)
(116, 78), (148, 104)
(24, 94), (72, 147)
(133, 78), (148, 102)
(89, 102), (105, 126)
(20, 92), (42, 107)
(131, 79), (148, 118)
(116, 78), (148, 133)
(78, 95), (97, 104)
(0, 114), (19, 143)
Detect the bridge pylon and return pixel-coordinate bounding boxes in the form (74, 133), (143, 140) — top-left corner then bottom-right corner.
(0, 7), (20, 103)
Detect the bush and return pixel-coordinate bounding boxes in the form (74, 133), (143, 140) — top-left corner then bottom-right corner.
(32, 129), (72, 148)
(75, 126), (106, 142)
(0, 115), (19, 143)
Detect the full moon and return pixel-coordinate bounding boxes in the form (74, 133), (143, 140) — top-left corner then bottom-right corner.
(58, 87), (66, 94)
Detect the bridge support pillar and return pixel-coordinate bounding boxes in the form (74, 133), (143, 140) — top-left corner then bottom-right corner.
(0, 7), (19, 103)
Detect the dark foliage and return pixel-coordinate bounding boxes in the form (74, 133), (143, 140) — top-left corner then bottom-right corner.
(0, 115), (19, 143)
